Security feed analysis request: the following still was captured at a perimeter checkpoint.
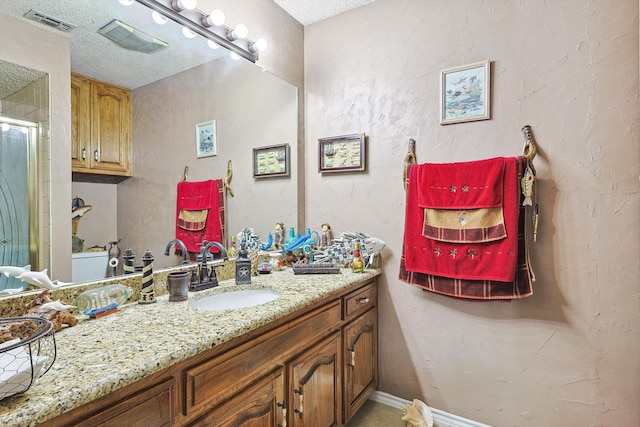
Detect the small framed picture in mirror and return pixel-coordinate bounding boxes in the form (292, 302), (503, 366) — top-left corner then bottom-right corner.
(318, 133), (366, 173)
(196, 120), (217, 158)
(253, 144), (290, 178)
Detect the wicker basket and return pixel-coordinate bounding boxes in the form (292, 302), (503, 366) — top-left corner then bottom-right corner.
(0, 317), (56, 400)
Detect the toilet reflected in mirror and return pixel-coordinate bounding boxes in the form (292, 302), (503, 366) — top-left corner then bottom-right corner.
(71, 252), (108, 283)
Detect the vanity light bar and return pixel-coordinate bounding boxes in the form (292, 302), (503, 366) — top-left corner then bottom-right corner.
(134, 0), (259, 63)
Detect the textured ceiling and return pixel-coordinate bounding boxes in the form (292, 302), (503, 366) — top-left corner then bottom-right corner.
(0, 0), (375, 98)
(273, 0), (376, 25)
(0, 0), (227, 96)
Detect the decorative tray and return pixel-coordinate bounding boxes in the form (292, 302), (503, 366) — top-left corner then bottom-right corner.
(292, 263), (340, 274)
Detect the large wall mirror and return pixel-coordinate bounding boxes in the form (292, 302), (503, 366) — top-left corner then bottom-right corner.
(0, 0), (298, 290)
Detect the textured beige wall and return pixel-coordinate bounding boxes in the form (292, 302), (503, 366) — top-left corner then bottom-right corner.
(304, 1), (639, 426)
(0, 13), (71, 280)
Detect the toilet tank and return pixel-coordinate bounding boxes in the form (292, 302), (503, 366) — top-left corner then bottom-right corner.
(72, 252), (108, 283)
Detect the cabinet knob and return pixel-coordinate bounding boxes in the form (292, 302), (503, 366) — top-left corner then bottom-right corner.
(356, 297), (369, 305)
(94, 150), (99, 162)
(81, 148), (86, 160)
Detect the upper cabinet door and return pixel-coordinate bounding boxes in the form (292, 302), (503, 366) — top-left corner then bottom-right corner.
(71, 74), (90, 170)
(71, 73), (132, 178)
(90, 81), (131, 174)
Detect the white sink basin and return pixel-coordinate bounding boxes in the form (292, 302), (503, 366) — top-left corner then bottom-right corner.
(189, 289), (282, 311)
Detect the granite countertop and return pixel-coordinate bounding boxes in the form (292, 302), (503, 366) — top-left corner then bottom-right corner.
(0, 267), (380, 426)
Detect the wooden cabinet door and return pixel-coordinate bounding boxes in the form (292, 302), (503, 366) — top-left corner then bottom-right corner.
(289, 332), (341, 427)
(188, 368), (285, 427)
(90, 81), (131, 174)
(71, 74), (90, 169)
(343, 308), (377, 423)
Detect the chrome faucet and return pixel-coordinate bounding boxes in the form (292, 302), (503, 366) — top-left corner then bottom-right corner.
(164, 239), (189, 265)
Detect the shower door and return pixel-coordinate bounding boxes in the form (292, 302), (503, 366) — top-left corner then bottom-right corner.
(0, 117), (38, 291)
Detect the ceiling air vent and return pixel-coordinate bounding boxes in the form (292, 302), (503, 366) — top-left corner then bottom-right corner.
(98, 20), (168, 54)
(24, 9), (76, 33)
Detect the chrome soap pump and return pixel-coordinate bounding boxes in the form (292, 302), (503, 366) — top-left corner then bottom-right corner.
(235, 245), (251, 285)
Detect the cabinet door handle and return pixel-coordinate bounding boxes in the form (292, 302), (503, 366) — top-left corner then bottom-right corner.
(294, 388), (303, 418)
(348, 349), (356, 368)
(94, 150), (99, 162)
(277, 401), (287, 427)
(81, 148), (86, 160)
(356, 297), (369, 305)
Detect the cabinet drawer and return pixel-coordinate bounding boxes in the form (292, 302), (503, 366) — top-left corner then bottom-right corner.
(184, 300), (341, 416)
(75, 377), (175, 427)
(343, 282), (377, 320)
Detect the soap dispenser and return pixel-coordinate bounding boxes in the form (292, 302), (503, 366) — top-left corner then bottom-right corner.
(235, 245), (251, 285)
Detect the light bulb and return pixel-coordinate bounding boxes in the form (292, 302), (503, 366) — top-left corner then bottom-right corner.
(229, 52), (241, 60)
(1, 123), (10, 132)
(228, 24), (248, 41)
(182, 26), (196, 38)
(234, 24), (248, 39)
(207, 40), (219, 49)
(251, 38), (268, 52)
(119, 0), (134, 5)
(204, 9), (225, 27)
(181, 0), (197, 10)
(171, 0), (197, 11)
(152, 11), (168, 25)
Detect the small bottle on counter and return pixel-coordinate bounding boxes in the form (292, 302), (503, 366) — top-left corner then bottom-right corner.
(227, 235), (238, 258)
(349, 242), (365, 273)
(76, 284), (133, 315)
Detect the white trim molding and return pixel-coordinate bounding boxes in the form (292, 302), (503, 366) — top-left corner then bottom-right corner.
(369, 391), (493, 427)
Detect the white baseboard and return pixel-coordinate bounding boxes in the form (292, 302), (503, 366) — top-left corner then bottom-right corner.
(369, 391), (493, 427)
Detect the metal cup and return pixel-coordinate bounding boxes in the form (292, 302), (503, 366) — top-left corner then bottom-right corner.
(166, 271), (189, 301)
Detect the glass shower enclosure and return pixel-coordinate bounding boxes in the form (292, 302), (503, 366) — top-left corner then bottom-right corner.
(0, 117), (39, 291)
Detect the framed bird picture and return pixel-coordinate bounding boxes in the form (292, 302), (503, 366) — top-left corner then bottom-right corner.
(439, 60), (491, 125)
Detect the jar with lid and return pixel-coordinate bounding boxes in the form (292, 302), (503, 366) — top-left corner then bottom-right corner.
(76, 284), (133, 315)
(269, 252), (283, 271)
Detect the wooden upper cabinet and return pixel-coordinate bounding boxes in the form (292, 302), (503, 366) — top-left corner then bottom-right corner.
(71, 73), (132, 178)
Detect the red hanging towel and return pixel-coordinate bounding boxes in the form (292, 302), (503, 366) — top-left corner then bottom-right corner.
(175, 179), (224, 254)
(399, 156), (533, 300)
(403, 157), (519, 283)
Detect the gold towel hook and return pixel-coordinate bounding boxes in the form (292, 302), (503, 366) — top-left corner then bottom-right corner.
(521, 125), (537, 164)
(180, 166), (189, 182)
(224, 160), (235, 197)
(403, 138), (417, 190)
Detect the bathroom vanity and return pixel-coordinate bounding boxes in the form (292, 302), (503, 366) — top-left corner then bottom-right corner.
(0, 269), (379, 426)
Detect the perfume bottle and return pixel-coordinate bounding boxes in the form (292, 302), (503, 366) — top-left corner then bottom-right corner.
(349, 242), (365, 273)
(227, 235), (238, 258)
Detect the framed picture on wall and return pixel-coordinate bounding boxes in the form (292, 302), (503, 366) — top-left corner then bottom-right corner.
(196, 120), (217, 158)
(318, 133), (366, 173)
(253, 144), (290, 178)
(439, 60), (491, 125)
